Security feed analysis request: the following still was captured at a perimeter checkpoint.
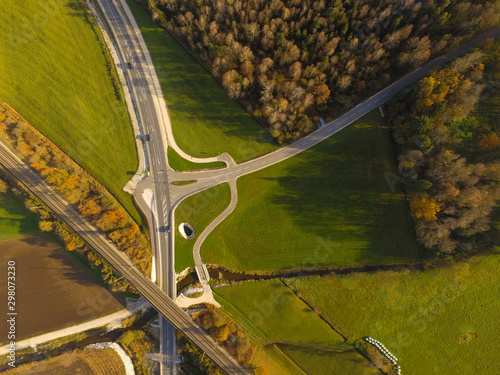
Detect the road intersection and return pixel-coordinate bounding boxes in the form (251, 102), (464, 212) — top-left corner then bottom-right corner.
(95, 3), (499, 371)
(1, 1), (499, 372)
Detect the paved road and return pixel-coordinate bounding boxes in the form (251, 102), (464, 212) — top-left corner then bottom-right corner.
(0, 142), (249, 375)
(93, 0), (178, 373)
(0, 299), (147, 355)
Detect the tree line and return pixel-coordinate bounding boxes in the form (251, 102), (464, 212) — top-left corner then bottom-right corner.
(0, 102), (151, 286)
(387, 39), (500, 255)
(137, 0), (498, 143)
(188, 305), (259, 374)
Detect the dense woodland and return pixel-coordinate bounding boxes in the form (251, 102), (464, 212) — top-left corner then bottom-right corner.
(141, 0), (498, 142)
(0, 103), (151, 286)
(387, 39), (500, 255)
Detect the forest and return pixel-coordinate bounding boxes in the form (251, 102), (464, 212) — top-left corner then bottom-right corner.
(139, 0), (498, 142)
(387, 39), (500, 255)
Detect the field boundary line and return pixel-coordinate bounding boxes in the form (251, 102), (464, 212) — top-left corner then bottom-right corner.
(282, 280), (352, 342)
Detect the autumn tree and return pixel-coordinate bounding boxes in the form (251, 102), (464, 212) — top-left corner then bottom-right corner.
(313, 83), (330, 105)
(0, 105), (151, 285)
(38, 220), (54, 232)
(222, 69), (243, 99)
(477, 134), (500, 150)
(96, 209), (127, 232)
(79, 198), (102, 217)
(410, 196), (441, 221)
(0, 179), (8, 193)
(140, 0), (498, 140)
(388, 48), (500, 255)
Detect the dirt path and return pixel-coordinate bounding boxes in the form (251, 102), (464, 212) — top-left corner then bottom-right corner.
(0, 298), (148, 356)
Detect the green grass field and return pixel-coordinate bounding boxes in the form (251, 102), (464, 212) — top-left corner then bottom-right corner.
(252, 344), (308, 375)
(202, 111), (420, 271)
(280, 345), (381, 375)
(167, 147), (225, 172)
(0, 190), (39, 238)
(214, 279), (379, 374)
(125, 0), (277, 163)
(0, 0), (141, 224)
(175, 183), (231, 272)
(214, 280), (344, 344)
(286, 253), (500, 375)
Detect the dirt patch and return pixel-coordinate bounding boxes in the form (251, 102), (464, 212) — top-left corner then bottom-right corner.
(4, 348), (125, 375)
(0, 235), (125, 344)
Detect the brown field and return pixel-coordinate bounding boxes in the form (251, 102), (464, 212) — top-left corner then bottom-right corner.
(5, 348), (126, 375)
(0, 235), (125, 344)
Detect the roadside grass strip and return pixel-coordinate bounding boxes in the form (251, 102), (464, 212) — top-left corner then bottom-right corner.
(175, 183), (231, 273)
(0, 0), (140, 224)
(167, 147), (225, 172)
(125, 0), (277, 163)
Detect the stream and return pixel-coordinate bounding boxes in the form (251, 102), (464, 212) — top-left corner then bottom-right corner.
(177, 262), (427, 293)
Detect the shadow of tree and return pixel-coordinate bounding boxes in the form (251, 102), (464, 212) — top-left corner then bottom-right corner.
(266, 119), (419, 266)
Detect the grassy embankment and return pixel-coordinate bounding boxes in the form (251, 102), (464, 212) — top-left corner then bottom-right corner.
(214, 280), (381, 375)
(167, 147), (225, 172)
(174, 183), (231, 272)
(125, 0), (277, 163)
(287, 253), (500, 375)
(203, 111), (420, 271)
(0, 0), (141, 224)
(0, 190), (39, 239)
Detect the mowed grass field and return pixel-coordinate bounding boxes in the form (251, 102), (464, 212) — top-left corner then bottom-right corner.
(0, 235), (125, 344)
(125, 0), (277, 163)
(280, 345), (381, 375)
(4, 348), (125, 375)
(203, 111), (420, 271)
(0, 0), (141, 224)
(0, 190), (39, 238)
(214, 280), (379, 374)
(286, 253), (500, 375)
(174, 183), (230, 272)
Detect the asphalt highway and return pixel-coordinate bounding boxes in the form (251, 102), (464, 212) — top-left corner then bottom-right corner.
(93, 1), (178, 373)
(0, 143), (249, 374)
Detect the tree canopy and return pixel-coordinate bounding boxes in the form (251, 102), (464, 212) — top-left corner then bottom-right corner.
(140, 0), (498, 142)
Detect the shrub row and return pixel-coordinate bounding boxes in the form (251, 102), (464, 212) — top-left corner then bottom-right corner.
(0, 102), (151, 278)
